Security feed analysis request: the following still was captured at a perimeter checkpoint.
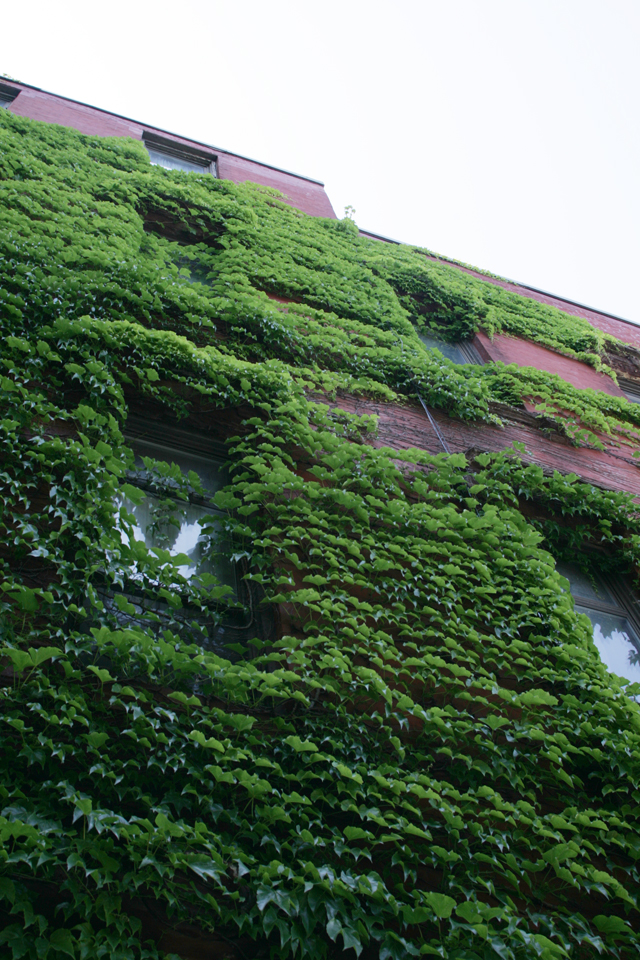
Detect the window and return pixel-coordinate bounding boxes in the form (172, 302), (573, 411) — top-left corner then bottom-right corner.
(618, 378), (640, 406)
(119, 420), (234, 593)
(143, 132), (217, 176)
(111, 419), (275, 656)
(557, 561), (640, 685)
(419, 332), (483, 365)
(0, 84), (19, 109)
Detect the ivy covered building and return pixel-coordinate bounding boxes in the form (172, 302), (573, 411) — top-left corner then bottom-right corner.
(3, 79), (640, 959)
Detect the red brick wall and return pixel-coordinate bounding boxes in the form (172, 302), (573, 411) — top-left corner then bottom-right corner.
(6, 83), (336, 219)
(326, 394), (640, 498)
(5, 81), (637, 416)
(474, 331), (626, 397)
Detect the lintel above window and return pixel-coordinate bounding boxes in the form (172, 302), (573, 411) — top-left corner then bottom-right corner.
(419, 332), (483, 365)
(143, 132), (217, 176)
(0, 84), (19, 109)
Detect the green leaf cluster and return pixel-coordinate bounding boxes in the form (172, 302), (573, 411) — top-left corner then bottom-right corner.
(2, 108), (640, 960)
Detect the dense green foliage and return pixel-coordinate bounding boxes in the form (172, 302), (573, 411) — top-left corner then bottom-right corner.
(2, 110), (640, 959)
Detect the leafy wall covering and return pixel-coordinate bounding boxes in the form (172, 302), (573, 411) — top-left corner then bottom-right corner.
(2, 110), (640, 960)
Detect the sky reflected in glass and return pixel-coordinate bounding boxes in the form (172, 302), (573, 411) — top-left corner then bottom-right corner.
(578, 607), (640, 685)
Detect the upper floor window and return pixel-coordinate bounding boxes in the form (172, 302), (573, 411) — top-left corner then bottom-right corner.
(419, 332), (483, 365)
(0, 84), (19, 109)
(143, 132), (217, 176)
(557, 561), (640, 686)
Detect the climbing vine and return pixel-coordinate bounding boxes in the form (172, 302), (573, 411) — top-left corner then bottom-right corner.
(2, 109), (640, 960)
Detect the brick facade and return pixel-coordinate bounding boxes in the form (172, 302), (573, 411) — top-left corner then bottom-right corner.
(6, 78), (640, 498)
(3, 80), (336, 219)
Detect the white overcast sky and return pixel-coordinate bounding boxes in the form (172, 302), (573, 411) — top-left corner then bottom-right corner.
(2, 0), (639, 322)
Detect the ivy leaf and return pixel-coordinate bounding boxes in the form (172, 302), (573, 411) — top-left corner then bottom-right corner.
(0, 878), (16, 904)
(6, 586), (39, 613)
(4, 650), (34, 673)
(344, 826), (372, 841)
(120, 483), (147, 505)
(86, 665), (114, 683)
(380, 932), (420, 959)
(542, 842), (580, 866)
(424, 892), (456, 919)
(326, 918), (341, 942)
(532, 934), (568, 958)
(593, 915), (631, 938)
(85, 732), (109, 749)
(186, 856), (223, 882)
(518, 689), (559, 708)
(284, 735), (318, 753)
(341, 927), (363, 957)
(73, 797), (92, 818)
(49, 929), (76, 958)
(225, 714), (255, 732)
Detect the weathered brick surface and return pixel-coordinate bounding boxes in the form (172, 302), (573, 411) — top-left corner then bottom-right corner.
(474, 331), (626, 396)
(325, 394), (640, 498)
(6, 83), (336, 219)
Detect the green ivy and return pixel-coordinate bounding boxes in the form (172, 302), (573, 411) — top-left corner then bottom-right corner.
(2, 108), (640, 960)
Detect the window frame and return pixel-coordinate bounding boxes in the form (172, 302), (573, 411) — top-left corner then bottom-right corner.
(0, 84), (19, 109)
(142, 131), (218, 177)
(122, 416), (233, 589)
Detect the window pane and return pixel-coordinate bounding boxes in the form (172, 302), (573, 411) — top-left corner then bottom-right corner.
(556, 561), (614, 604)
(576, 605), (640, 685)
(119, 490), (235, 589)
(146, 146), (209, 174)
(130, 439), (226, 497)
(120, 437), (234, 590)
(419, 333), (469, 365)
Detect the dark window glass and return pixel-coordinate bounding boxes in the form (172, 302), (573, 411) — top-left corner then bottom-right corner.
(419, 332), (483, 365)
(619, 380), (640, 405)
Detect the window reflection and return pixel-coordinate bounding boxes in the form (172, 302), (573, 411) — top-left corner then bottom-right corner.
(120, 492), (226, 582)
(119, 437), (235, 591)
(146, 146), (211, 174)
(582, 611), (640, 684)
(557, 561), (640, 685)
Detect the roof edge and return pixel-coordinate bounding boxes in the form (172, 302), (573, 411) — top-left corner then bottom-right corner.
(359, 227), (638, 330)
(5, 78), (326, 187)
